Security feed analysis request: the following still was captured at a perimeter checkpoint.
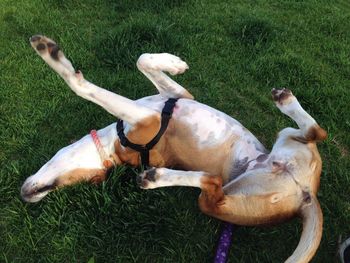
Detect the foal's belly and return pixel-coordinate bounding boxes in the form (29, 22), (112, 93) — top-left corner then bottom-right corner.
(137, 96), (267, 182)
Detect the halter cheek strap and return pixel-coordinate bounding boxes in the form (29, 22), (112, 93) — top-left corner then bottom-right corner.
(116, 98), (178, 168)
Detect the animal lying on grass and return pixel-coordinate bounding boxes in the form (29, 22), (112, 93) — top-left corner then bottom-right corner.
(22, 35), (327, 262)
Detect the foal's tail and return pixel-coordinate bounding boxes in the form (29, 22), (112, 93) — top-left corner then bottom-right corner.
(286, 196), (323, 263)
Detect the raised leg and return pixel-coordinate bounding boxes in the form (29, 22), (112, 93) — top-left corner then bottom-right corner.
(29, 35), (156, 126)
(137, 53), (194, 99)
(272, 88), (327, 141)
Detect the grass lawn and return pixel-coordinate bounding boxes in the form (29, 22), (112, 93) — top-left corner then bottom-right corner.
(1, 0), (349, 262)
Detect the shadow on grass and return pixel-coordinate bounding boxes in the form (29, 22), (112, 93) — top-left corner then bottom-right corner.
(94, 19), (185, 70)
(45, 0), (187, 13)
(227, 15), (278, 55)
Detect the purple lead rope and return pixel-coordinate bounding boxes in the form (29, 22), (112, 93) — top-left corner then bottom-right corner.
(214, 223), (234, 263)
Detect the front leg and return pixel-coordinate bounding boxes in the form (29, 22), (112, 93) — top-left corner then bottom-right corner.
(137, 168), (224, 210)
(137, 168), (206, 189)
(137, 53), (194, 99)
(29, 35), (156, 126)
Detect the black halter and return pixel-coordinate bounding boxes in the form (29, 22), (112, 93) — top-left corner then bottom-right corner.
(116, 98), (178, 168)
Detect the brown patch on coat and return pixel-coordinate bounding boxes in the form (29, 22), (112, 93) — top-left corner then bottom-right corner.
(113, 115), (237, 176)
(307, 143), (323, 194)
(114, 142), (141, 166)
(280, 130), (323, 195)
(198, 175), (225, 214)
(113, 111), (245, 194)
(205, 192), (300, 226)
(161, 120), (238, 183)
(103, 160), (115, 170)
(305, 125), (327, 142)
(90, 172), (107, 184)
(126, 114), (161, 145)
(114, 114), (167, 167)
(54, 168), (107, 186)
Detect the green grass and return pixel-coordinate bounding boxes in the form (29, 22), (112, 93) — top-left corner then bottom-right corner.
(1, 0), (349, 262)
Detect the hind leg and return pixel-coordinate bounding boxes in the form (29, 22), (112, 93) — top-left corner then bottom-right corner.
(137, 168), (288, 223)
(138, 167), (301, 225)
(137, 53), (194, 99)
(138, 167), (322, 262)
(272, 88), (327, 141)
(30, 35), (156, 126)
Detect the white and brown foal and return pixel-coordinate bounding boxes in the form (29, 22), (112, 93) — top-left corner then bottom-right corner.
(22, 35), (327, 262)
